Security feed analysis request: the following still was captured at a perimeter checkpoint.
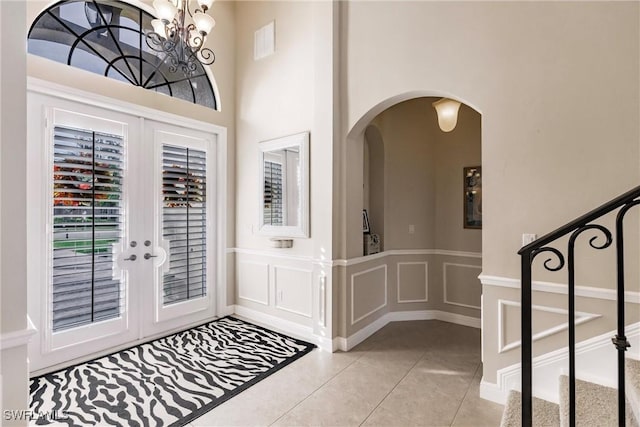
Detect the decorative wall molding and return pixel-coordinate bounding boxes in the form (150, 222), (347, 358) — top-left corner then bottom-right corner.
(337, 310), (481, 351)
(480, 322), (640, 405)
(497, 299), (601, 353)
(273, 265), (313, 318)
(230, 247), (316, 263)
(237, 261), (270, 305)
(397, 261), (429, 303)
(318, 273), (327, 327)
(335, 249), (482, 267)
(443, 262), (482, 309)
(229, 248), (482, 268)
(351, 264), (388, 325)
(480, 274), (640, 303)
(0, 316), (37, 350)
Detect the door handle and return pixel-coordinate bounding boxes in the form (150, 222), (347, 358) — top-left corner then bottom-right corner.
(144, 253), (158, 260)
(123, 254), (137, 261)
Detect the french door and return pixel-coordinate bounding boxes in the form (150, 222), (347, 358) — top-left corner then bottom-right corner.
(27, 93), (218, 372)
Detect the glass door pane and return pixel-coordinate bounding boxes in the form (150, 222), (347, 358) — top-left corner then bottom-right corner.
(161, 145), (208, 305)
(142, 122), (216, 334)
(52, 125), (125, 331)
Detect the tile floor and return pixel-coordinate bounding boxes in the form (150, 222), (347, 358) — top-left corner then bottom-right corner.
(191, 320), (504, 427)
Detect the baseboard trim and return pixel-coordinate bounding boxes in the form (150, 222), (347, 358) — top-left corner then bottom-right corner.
(337, 310), (480, 351)
(232, 305), (333, 352)
(218, 304), (235, 317)
(479, 379), (504, 404)
(232, 305), (480, 353)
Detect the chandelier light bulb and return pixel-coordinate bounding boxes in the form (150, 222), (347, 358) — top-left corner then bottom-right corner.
(432, 98), (461, 132)
(193, 13), (215, 35)
(151, 19), (167, 38)
(153, 0), (177, 22)
(197, 0), (215, 11)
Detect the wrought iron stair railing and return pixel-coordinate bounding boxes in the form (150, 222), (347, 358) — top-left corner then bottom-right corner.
(519, 184), (640, 427)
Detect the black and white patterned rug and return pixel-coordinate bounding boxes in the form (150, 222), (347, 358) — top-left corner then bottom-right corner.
(29, 317), (315, 426)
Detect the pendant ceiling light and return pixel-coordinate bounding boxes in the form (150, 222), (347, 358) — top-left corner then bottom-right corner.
(147, 0), (216, 75)
(432, 98), (461, 132)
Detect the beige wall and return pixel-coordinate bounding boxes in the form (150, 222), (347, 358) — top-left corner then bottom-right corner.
(336, 97), (483, 338)
(339, 0), (639, 380)
(341, 1), (640, 277)
(1, 1), (29, 423)
(434, 104), (482, 253)
(364, 125), (385, 248)
(370, 98), (482, 253)
(373, 99), (437, 250)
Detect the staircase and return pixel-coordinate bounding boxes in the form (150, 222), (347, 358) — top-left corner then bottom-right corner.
(508, 185), (640, 427)
(501, 360), (640, 426)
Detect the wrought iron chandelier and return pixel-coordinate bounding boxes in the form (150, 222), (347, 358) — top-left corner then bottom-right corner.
(147, 0), (216, 75)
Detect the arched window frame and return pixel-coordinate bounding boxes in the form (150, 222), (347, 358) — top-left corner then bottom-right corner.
(28, 0), (221, 111)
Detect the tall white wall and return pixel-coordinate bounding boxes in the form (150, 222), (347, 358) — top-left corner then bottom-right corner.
(1, 1), (30, 424)
(233, 1), (336, 346)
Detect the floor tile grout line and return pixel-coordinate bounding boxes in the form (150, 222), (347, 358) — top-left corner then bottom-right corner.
(268, 351), (366, 426)
(358, 349), (429, 427)
(449, 362), (483, 426)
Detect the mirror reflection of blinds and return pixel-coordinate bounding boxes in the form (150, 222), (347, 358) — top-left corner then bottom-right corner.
(162, 145), (207, 305)
(52, 125), (124, 332)
(264, 161), (283, 225)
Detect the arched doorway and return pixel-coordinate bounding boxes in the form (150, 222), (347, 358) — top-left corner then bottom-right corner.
(337, 91), (484, 350)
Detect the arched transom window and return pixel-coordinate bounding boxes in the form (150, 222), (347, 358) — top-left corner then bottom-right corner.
(28, 0), (218, 110)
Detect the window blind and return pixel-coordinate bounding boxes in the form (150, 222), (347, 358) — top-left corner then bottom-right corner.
(52, 126), (124, 332)
(264, 161), (283, 225)
(162, 145), (207, 305)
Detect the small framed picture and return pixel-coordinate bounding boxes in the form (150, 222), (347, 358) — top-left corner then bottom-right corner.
(464, 166), (482, 229)
(362, 209), (371, 233)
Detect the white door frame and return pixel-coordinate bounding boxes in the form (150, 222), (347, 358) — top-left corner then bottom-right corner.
(26, 78), (229, 373)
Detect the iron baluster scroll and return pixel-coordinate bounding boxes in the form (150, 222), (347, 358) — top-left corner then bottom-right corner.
(518, 184), (640, 427)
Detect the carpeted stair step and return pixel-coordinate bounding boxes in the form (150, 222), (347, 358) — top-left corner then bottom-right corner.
(500, 390), (560, 427)
(559, 375), (638, 427)
(626, 359), (640, 424)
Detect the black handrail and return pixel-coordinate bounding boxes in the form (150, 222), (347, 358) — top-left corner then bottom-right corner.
(519, 184), (640, 427)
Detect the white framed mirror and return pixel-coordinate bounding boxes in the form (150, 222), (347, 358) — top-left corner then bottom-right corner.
(258, 132), (310, 238)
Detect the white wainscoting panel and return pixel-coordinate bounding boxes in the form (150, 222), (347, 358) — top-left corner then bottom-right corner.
(351, 264), (388, 325)
(443, 262), (482, 309)
(237, 261), (269, 305)
(273, 265), (313, 318)
(397, 262), (428, 303)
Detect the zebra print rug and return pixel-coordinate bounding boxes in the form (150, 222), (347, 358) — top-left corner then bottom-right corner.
(29, 317), (315, 426)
